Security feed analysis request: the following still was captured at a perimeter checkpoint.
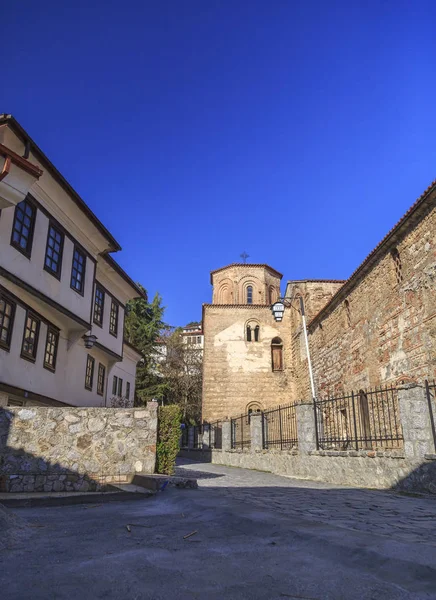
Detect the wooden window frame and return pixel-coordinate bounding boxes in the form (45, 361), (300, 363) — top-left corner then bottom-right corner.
(271, 340), (283, 372)
(21, 312), (40, 363)
(97, 363), (106, 396)
(43, 326), (59, 372)
(126, 381), (130, 401)
(93, 284), (105, 327)
(85, 354), (95, 391)
(112, 375), (118, 395)
(70, 246), (87, 296)
(0, 294), (16, 352)
(44, 223), (64, 280)
(118, 377), (123, 397)
(10, 198), (36, 259)
(109, 299), (119, 337)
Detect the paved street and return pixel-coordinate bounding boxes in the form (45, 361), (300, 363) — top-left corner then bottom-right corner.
(1, 458), (436, 599)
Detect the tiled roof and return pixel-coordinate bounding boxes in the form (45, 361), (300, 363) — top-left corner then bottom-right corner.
(308, 179), (436, 328)
(203, 303), (273, 309)
(286, 279), (346, 285)
(210, 263), (283, 283)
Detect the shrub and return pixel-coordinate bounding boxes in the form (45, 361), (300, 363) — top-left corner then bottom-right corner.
(156, 404), (182, 475)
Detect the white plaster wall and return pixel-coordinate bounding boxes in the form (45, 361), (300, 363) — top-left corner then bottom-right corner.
(0, 203), (94, 324)
(106, 349), (138, 407)
(90, 286), (125, 358)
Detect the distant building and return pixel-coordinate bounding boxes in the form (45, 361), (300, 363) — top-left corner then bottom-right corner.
(0, 114), (142, 408)
(181, 323), (204, 352)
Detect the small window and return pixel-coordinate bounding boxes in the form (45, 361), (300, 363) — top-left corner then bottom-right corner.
(44, 327), (59, 371)
(109, 300), (119, 336)
(0, 295), (16, 351)
(44, 224), (64, 278)
(21, 313), (40, 361)
(97, 363), (105, 396)
(254, 325), (260, 342)
(126, 381), (130, 401)
(246, 285), (253, 304)
(85, 355), (95, 390)
(271, 337), (283, 372)
(71, 247), (86, 294)
(11, 199), (36, 257)
(246, 325), (252, 342)
(93, 285), (105, 326)
(118, 378), (123, 397)
(112, 375), (118, 395)
(391, 248), (403, 284)
(344, 299), (351, 327)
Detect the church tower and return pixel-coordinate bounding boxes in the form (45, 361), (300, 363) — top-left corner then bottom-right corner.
(202, 263), (295, 422)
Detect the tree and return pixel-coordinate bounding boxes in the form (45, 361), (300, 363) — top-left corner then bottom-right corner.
(158, 329), (203, 424)
(124, 286), (167, 404)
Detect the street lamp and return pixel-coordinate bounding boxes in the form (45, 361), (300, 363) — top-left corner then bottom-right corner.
(271, 295), (317, 402)
(83, 334), (98, 349)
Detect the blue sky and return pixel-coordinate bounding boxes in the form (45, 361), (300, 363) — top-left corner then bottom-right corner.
(2, 1), (436, 326)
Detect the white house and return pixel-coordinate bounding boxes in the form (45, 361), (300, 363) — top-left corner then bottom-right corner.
(181, 323), (204, 352)
(0, 114), (142, 408)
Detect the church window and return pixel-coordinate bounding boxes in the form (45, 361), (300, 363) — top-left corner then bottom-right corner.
(391, 248), (403, 284)
(271, 337), (283, 371)
(247, 285), (253, 304)
(246, 320), (260, 342)
(344, 299), (351, 327)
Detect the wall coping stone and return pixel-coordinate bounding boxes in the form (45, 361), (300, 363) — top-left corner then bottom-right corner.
(309, 450), (405, 459)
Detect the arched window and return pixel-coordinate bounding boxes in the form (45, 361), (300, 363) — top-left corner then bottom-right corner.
(246, 320), (260, 342)
(269, 286), (278, 304)
(218, 283), (231, 304)
(246, 285), (253, 304)
(247, 402), (262, 416)
(271, 337), (283, 371)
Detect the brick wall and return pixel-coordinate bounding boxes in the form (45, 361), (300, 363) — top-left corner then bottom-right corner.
(297, 190), (436, 396)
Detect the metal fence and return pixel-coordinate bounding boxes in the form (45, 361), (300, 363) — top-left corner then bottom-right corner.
(207, 421), (223, 449)
(193, 425), (202, 449)
(231, 414), (251, 449)
(315, 385), (403, 451)
(425, 380), (436, 452)
(180, 427), (189, 448)
(262, 403), (298, 450)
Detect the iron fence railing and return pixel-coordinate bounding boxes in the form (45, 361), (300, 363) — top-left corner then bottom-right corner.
(262, 403), (298, 450)
(315, 385), (403, 451)
(193, 425), (202, 449)
(180, 427), (189, 448)
(207, 421), (223, 449)
(231, 414), (251, 450)
(425, 380), (436, 452)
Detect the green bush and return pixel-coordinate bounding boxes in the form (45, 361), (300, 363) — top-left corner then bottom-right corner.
(156, 404), (182, 475)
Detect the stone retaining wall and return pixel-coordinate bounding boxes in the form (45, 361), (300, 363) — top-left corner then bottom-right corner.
(0, 404), (158, 493)
(179, 447), (436, 493)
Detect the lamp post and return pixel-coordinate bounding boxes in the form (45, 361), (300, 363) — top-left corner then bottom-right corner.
(271, 296), (316, 401)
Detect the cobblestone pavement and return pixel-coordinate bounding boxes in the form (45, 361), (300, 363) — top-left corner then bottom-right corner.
(176, 458), (436, 545)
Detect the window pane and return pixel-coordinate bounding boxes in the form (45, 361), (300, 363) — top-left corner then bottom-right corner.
(11, 200), (35, 255)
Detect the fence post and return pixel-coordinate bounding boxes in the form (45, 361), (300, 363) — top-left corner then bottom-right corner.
(188, 426), (195, 449)
(250, 413), (263, 452)
(296, 402), (317, 455)
(222, 420), (232, 451)
(398, 384), (435, 459)
(351, 391), (359, 451)
(202, 423), (210, 450)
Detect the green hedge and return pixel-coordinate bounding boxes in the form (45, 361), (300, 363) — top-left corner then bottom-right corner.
(156, 405), (182, 475)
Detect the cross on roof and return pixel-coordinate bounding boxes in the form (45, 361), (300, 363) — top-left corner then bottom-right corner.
(240, 251), (249, 264)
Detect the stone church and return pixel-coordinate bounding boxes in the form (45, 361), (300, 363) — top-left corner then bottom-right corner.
(201, 263), (341, 421)
(202, 179), (436, 422)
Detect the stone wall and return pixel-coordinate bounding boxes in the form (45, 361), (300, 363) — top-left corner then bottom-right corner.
(297, 189), (436, 396)
(0, 404), (157, 493)
(202, 305), (294, 421)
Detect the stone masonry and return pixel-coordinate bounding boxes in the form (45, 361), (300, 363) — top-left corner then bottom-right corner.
(0, 404), (157, 492)
(295, 184), (436, 397)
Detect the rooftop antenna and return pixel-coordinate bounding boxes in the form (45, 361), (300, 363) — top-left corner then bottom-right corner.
(240, 251), (249, 264)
